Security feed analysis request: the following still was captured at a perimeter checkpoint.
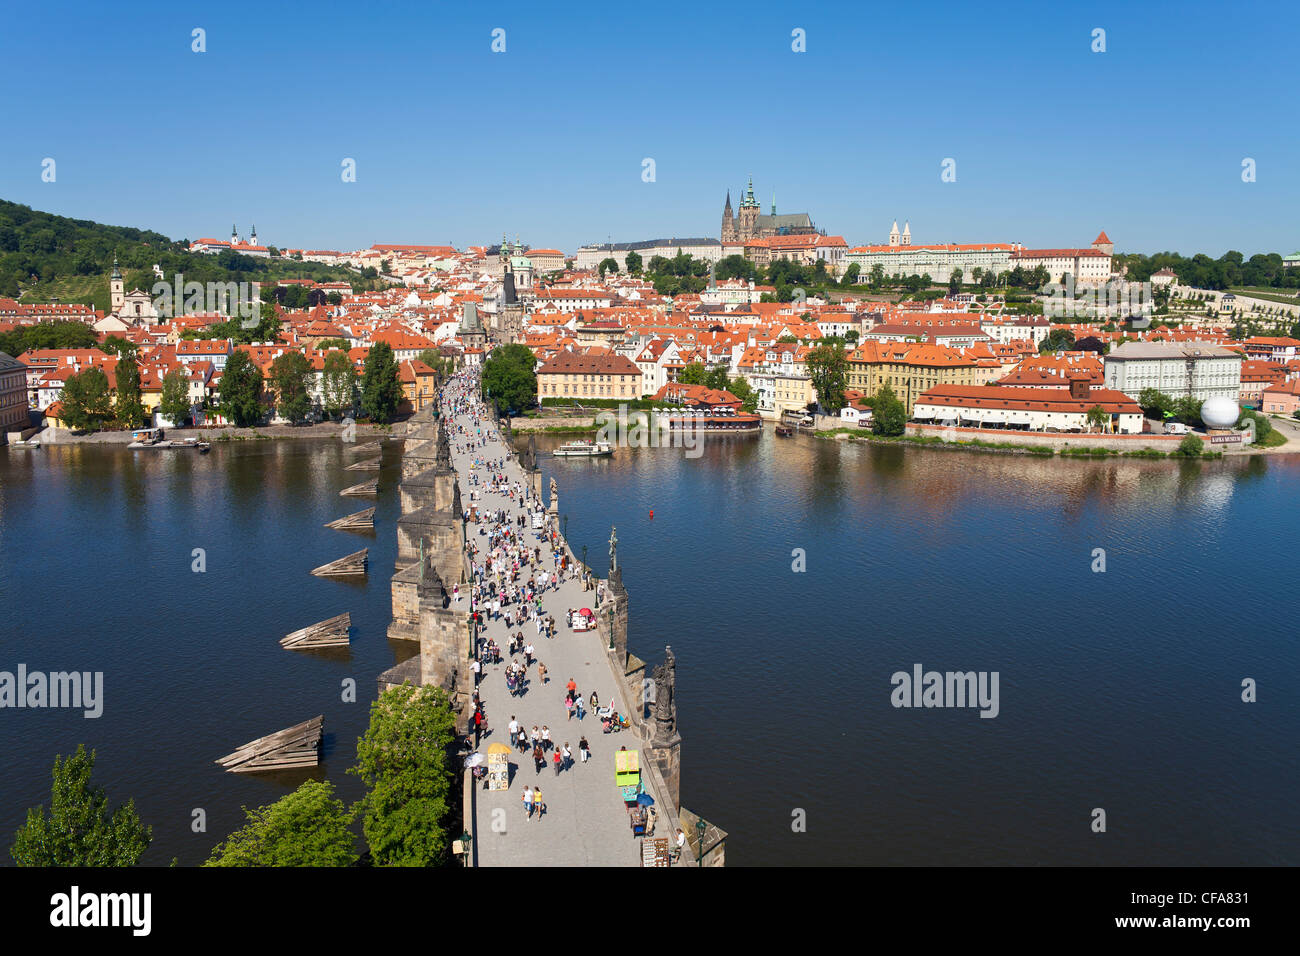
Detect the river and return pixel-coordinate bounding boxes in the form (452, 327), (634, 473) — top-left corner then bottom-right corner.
(1, 433), (1297, 865)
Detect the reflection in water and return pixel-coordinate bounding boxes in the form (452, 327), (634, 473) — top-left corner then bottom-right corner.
(1, 434), (1296, 867)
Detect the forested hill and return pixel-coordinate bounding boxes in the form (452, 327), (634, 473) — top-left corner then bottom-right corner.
(0, 199), (382, 310)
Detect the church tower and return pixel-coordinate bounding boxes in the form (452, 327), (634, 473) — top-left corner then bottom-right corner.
(889, 220), (901, 247)
(110, 255), (125, 314)
(721, 191), (736, 243)
(231, 223), (239, 246)
(738, 177), (760, 241)
(250, 224), (258, 246)
(902, 221), (911, 246)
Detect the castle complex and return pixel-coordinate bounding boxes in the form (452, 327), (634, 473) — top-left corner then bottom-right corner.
(721, 177), (818, 243)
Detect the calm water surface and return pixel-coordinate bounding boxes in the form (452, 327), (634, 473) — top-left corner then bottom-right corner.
(1, 433), (1297, 865)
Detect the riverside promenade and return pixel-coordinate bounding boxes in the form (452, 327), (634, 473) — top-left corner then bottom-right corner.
(442, 382), (672, 866)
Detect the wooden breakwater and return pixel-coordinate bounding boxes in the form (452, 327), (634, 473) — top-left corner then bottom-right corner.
(325, 507), (375, 531)
(281, 613), (351, 650)
(216, 715), (324, 773)
(311, 548), (368, 577)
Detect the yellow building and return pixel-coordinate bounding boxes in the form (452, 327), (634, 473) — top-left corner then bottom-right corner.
(847, 341), (988, 413)
(538, 350), (641, 400)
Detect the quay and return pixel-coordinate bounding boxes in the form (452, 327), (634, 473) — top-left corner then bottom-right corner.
(376, 371), (725, 866)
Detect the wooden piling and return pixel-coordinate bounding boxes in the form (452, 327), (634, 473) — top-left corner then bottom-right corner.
(325, 507), (375, 531)
(340, 478), (379, 497)
(311, 548), (368, 577)
(216, 716), (324, 773)
(281, 612), (351, 649)
(345, 457), (382, 471)
(345, 441), (382, 456)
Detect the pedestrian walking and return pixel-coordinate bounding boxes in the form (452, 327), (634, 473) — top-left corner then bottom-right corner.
(541, 725), (552, 750)
(574, 695), (585, 720)
(565, 696), (574, 721)
(566, 678), (577, 697)
(538, 662), (548, 684)
(579, 736), (590, 763)
(553, 749), (562, 776)
(533, 743), (545, 774)
(533, 787), (544, 820)
(522, 785), (534, 819)
(508, 716), (519, 747)
(562, 742), (573, 770)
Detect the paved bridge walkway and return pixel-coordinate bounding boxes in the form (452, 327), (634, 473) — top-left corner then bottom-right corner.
(442, 381), (666, 866)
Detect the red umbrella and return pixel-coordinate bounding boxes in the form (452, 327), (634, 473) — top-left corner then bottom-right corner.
(579, 608), (594, 618)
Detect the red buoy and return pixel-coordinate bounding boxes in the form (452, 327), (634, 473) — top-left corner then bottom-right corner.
(649, 510), (654, 519)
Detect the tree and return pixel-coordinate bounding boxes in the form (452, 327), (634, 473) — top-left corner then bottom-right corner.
(270, 350), (314, 424)
(1085, 405), (1109, 432)
(805, 343), (848, 414)
(624, 251), (642, 274)
(159, 366), (191, 426)
(1138, 388), (1174, 419)
(350, 684), (458, 867)
(360, 341), (404, 423)
(677, 362), (707, 386)
(948, 268), (963, 297)
(219, 349), (264, 427)
(114, 353), (146, 427)
(1176, 434), (1204, 458)
(1040, 328), (1076, 353)
(597, 257), (619, 278)
(841, 262), (861, 286)
(480, 342), (537, 413)
(11, 744), (151, 866)
(728, 376), (759, 412)
(204, 780), (356, 867)
(703, 365), (730, 391)
(59, 366), (113, 432)
(871, 384), (907, 436)
(321, 350), (357, 419)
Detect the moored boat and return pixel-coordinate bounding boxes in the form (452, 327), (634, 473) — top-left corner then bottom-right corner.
(554, 439), (614, 457)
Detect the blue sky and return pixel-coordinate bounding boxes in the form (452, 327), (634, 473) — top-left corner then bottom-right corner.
(1, 0), (1295, 256)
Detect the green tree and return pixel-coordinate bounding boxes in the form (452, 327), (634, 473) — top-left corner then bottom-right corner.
(350, 684), (458, 867)
(1176, 434), (1204, 457)
(703, 365), (730, 391)
(624, 251), (643, 274)
(159, 366), (191, 426)
(728, 375), (759, 412)
(321, 350), (357, 419)
(59, 366), (113, 432)
(871, 383), (907, 436)
(677, 362), (707, 386)
(1085, 404), (1109, 432)
(204, 780), (356, 867)
(271, 350), (314, 424)
(114, 353), (146, 427)
(948, 268), (964, 297)
(1137, 388), (1175, 419)
(11, 744), (152, 866)
(805, 343), (848, 414)
(597, 257), (619, 278)
(841, 262), (861, 286)
(1039, 328), (1076, 353)
(360, 341), (404, 422)
(219, 350), (264, 427)
(480, 342), (537, 413)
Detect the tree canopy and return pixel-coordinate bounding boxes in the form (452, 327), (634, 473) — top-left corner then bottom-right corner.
(480, 343), (537, 414)
(219, 349), (265, 427)
(204, 780), (356, 867)
(10, 744), (152, 866)
(350, 684), (458, 867)
(360, 341), (404, 423)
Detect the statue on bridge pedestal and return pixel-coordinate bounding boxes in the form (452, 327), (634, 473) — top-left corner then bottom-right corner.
(609, 525), (618, 574)
(652, 645), (677, 741)
(549, 476), (558, 514)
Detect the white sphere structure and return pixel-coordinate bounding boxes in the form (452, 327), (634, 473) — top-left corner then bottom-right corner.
(1201, 396), (1240, 429)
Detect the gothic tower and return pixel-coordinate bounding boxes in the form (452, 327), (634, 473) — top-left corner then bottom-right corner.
(902, 221), (911, 246)
(738, 176), (760, 241)
(721, 191), (736, 243)
(889, 220), (901, 247)
(231, 223), (239, 246)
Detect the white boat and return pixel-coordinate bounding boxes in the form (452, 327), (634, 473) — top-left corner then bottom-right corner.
(552, 439), (613, 458)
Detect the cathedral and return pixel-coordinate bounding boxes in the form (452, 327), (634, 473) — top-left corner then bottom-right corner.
(721, 177), (817, 242)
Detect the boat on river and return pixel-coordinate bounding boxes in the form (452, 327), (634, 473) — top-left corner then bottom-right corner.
(553, 439), (614, 458)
